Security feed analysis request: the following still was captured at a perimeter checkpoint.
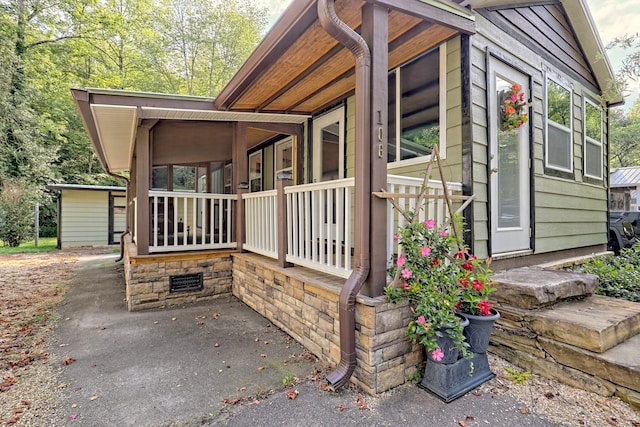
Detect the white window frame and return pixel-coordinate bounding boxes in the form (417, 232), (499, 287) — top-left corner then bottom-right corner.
(544, 75), (574, 173)
(387, 43), (447, 169)
(583, 97), (603, 180)
(249, 151), (262, 192)
(274, 136), (293, 181)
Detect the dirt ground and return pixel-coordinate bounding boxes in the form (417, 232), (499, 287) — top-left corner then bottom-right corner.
(0, 248), (638, 426)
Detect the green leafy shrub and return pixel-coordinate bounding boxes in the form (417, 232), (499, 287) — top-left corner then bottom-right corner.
(0, 179), (37, 247)
(578, 243), (640, 302)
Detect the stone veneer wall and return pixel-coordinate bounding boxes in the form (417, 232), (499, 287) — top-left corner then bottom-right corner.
(123, 239), (233, 311)
(232, 253), (422, 395)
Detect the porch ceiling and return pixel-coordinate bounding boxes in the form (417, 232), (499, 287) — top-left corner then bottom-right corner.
(214, 0), (475, 115)
(74, 90), (309, 173)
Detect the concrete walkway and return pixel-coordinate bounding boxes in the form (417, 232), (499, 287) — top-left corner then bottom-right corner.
(52, 254), (559, 426)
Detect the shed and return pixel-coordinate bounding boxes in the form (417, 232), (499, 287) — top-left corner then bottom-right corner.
(47, 184), (126, 248)
(610, 166), (640, 211)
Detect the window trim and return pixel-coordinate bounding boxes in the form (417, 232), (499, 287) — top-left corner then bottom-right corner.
(387, 43), (447, 169)
(248, 151), (262, 192)
(544, 75), (574, 175)
(274, 136), (294, 182)
(583, 97), (603, 181)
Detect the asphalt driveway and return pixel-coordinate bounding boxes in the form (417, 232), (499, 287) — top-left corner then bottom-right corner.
(51, 253), (559, 427)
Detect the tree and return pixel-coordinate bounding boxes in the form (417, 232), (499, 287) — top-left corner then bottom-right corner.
(609, 99), (640, 168)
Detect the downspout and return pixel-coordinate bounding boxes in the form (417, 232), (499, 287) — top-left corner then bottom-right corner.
(318, 0), (372, 390)
(107, 171), (130, 263)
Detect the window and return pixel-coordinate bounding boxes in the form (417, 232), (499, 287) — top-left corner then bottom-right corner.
(545, 77), (573, 172)
(151, 166), (168, 190)
(275, 137), (293, 180)
(249, 151), (262, 192)
(388, 44), (446, 164)
(584, 99), (603, 180)
(173, 165), (197, 192)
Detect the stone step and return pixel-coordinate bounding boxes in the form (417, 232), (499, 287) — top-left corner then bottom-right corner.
(492, 267), (598, 309)
(538, 333), (640, 395)
(527, 295), (640, 353)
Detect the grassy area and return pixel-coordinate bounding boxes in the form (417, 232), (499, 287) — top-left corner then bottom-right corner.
(0, 237), (58, 254)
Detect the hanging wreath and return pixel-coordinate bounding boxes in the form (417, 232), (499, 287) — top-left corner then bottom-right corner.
(500, 83), (528, 131)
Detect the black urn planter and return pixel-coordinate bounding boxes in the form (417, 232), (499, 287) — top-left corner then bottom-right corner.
(419, 310), (499, 402)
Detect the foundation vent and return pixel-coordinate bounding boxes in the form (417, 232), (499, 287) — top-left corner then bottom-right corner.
(169, 272), (203, 293)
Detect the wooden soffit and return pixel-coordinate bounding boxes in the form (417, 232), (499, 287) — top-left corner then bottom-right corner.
(215, 0), (475, 115)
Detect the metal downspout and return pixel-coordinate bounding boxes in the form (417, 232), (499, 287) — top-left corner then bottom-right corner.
(318, 0), (372, 390)
(107, 171), (130, 262)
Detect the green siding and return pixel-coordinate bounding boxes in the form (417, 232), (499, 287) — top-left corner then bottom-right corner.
(470, 13), (609, 258)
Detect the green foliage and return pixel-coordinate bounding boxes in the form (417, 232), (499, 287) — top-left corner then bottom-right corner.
(282, 374), (295, 387)
(0, 237), (57, 254)
(504, 366), (531, 385)
(578, 243), (640, 302)
(609, 104), (640, 168)
(0, 179), (37, 247)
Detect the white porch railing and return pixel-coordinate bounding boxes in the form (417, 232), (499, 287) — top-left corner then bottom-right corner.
(243, 190), (278, 258)
(284, 178), (355, 278)
(148, 191), (237, 253)
(240, 175), (463, 278)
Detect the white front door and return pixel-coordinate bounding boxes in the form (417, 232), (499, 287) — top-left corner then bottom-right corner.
(312, 107), (344, 182)
(489, 59), (531, 254)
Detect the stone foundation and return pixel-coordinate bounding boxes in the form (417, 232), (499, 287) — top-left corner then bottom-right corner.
(232, 253), (422, 395)
(123, 239), (233, 311)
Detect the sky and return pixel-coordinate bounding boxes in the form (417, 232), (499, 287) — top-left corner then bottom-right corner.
(255, 0), (640, 110)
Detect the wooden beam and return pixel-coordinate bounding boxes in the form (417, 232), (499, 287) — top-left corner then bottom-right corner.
(365, 0), (476, 34)
(134, 127), (150, 255)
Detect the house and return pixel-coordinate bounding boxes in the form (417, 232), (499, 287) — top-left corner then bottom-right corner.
(47, 184), (126, 248)
(610, 166), (640, 211)
(72, 0), (621, 394)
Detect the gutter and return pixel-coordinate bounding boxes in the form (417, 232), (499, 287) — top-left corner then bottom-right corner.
(318, 0), (372, 390)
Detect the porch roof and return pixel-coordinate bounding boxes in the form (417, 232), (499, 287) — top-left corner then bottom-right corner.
(71, 88), (309, 173)
(214, 0), (476, 114)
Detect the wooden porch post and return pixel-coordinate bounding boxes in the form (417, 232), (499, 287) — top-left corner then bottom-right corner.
(276, 173), (293, 267)
(363, 3), (388, 297)
(233, 122), (248, 250)
(134, 126), (150, 255)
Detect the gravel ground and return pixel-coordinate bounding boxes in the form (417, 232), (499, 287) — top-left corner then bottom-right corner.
(0, 248), (638, 426)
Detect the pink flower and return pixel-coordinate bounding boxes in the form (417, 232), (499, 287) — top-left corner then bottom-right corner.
(420, 246), (431, 257)
(440, 230), (448, 237)
(402, 281), (409, 290)
(431, 348), (444, 362)
(397, 254), (405, 267)
(462, 261), (473, 271)
(401, 268), (412, 279)
(417, 315), (426, 324)
(478, 300), (493, 316)
(424, 219), (435, 229)
(393, 233), (398, 242)
(459, 278), (469, 287)
(472, 280), (484, 292)
(431, 258), (440, 266)
(455, 300), (463, 311)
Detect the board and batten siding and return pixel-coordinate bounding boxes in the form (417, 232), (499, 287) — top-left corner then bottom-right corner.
(470, 10), (608, 259)
(60, 189), (124, 247)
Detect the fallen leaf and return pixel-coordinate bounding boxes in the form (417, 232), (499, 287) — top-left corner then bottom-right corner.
(89, 395), (98, 401)
(70, 414), (78, 419)
(519, 408), (529, 414)
(338, 404), (347, 412)
(57, 383), (67, 389)
(544, 392), (555, 399)
(171, 317), (176, 321)
(263, 341), (269, 345)
(257, 366), (265, 371)
(239, 387), (247, 391)
(64, 357), (75, 365)
(458, 421), (467, 427)
(21, 401), (30, 407)
(286, 390), (299, 400)
(6, 417), (20, 424)
(71, 403), (77, 408)
(12, 409), (23, 415)
(260, 353), (267, 358)
(214, 342), (220, 347)
(252, 399), (260, 404)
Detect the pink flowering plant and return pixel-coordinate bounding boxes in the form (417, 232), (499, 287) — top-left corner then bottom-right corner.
(385, 216), (471, 361)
